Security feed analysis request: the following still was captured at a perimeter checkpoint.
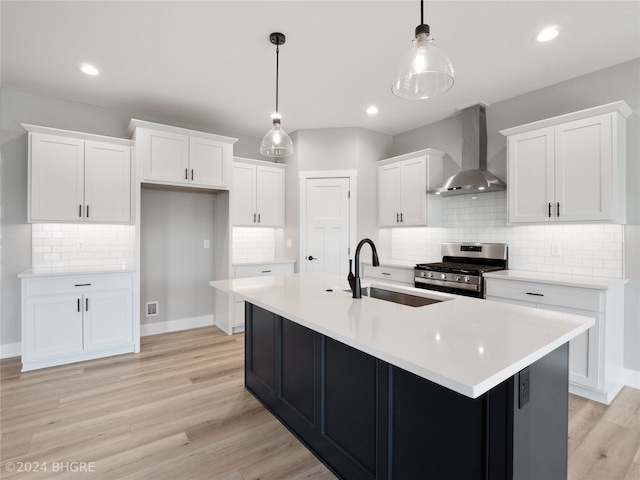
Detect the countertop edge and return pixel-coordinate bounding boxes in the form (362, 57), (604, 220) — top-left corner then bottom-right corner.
(19, 266), (137, 278)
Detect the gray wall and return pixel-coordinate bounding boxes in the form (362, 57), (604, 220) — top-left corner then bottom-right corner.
(391, 58), (640, 372)
(140, 187), (217, 325)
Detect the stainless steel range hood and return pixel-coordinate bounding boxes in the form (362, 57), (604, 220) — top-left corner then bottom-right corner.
(428, 104), (506, 196)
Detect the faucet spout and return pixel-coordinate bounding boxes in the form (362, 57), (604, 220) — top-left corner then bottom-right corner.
(351, 238), (379, 298)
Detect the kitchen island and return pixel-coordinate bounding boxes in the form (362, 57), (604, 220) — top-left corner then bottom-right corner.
(210, 272), (593, 480)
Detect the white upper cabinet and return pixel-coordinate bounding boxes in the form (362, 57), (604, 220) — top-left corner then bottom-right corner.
(129, 119), (237, 189)
(232, 157), (285, 227)
(377, 149), (444, 227)
(25, 125), (132, 223)
(501, 101), (630, 224)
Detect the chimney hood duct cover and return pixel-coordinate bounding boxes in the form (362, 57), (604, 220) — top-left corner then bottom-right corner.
(428, 104), (506, 196)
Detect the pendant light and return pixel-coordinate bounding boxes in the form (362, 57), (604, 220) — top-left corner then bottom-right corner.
(260, 32), (294, 157)
(392, 0), (454, 100)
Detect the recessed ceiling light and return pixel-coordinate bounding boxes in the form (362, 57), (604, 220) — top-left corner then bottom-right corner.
(366, 106), (379, 115)
(80, 64), (99, 76)
(535, 26), (559, 43)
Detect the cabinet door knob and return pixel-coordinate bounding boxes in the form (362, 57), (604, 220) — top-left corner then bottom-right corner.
(307, 255), (316, 261)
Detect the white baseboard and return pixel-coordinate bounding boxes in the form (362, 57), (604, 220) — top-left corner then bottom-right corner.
(141, 315), (214, 336)
(623, 368), (640, 390)
(0, 342), (21, 359)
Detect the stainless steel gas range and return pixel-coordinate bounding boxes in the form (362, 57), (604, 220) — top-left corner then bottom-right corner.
(414, 242), (508, 298)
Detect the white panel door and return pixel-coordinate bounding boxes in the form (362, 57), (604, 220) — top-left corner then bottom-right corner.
(305, 178), (350, 275)
(143, 130), (189, 184)
(24, 294), (84, 360)
(83, 290), (133, 352)
(84, 141), (131, 222)
(399, 157), (427, 225)
(256, 165), (284, 227)
(189, 137), (229, 188)
(30, 133), (84, 222)
(232, 163), (257, 225)
(555, 114), (612, 222)
(378, 163), (400, 226)
(507, 127), (555, 223)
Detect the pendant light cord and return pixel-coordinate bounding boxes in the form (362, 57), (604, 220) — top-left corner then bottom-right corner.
(275, 44), (280, 115)
(420, 0), (424, 25)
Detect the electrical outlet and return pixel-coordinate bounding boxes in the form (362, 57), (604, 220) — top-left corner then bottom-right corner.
(519, 367), (530, 408)
(287, 238), (292, 248)
(146, 301), (158, 317)
(551, 242), (562, 256)
(204, 239), (210, 249)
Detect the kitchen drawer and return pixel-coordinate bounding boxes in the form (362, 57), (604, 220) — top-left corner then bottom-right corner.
(485, 278), (601, 312)
(234, 262), (294, 279)
(24, 273), (133, 297)
(362, 263), (414, 285)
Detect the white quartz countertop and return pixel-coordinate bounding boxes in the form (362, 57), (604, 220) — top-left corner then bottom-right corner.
(18, 265), (136, 278)
(210, 272), (593, 399)
(484, 269), (627, 289)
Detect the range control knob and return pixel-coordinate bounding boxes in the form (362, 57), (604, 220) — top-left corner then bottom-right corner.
(463, 276), (470, 283)
(440, 273), (447, 280)
(428, 272), (435, 278)
(454, 275), (461, 282)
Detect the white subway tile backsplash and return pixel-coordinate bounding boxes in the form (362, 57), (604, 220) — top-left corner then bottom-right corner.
(31, 224), (135, 269)
(232, 227), (276, 263)
(390, 191), (624, 279)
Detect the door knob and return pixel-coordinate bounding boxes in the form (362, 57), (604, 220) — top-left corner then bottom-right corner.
(307, 255), (316, 261)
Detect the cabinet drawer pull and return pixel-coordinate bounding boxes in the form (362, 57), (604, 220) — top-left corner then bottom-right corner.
(191, 169), (194, 181)
(548, 203), (552, 218)
(185, 168), (188, 180)
(77, 298), (81, 312)
(557, 202), (560, 217)
(381, 272), (391, 276)
(74, 283), (91, 287)
(85, 298), (89, 311)
(396, 213), (400, 223)
(400, 213), (404, 222)
(86, 205), (90, 218)
(257, 213), (261, 223)
(253, 213), (257, 223)
(526, 292), (544, 296)
(79, 204), (83, 218)
(261, 270), (272, 274)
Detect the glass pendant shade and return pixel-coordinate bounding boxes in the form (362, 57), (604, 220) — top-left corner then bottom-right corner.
(260, 119), (293, 157)
(392, 31), (454, 100)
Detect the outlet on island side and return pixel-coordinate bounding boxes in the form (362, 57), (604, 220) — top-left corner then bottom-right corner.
(519, 367), (530, 408)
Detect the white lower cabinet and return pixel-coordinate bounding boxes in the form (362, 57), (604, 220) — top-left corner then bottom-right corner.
(361, 262), (414, 286)
(221, 262), (295, 334)
(485, 275), (624, 404)
(21, 272), (134, 371)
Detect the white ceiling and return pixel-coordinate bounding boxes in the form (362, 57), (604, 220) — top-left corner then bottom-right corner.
(2, 1), (639, 139)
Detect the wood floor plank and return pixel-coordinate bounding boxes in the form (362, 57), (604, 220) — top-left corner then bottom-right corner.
(1, 326), (638, 480)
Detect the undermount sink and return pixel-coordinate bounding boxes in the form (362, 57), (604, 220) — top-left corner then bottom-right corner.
(368, 287), (442, 307)
(329, 285), (443, 307)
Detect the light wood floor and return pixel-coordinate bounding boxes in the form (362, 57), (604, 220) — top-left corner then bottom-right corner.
(1, 326), (638, 479)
